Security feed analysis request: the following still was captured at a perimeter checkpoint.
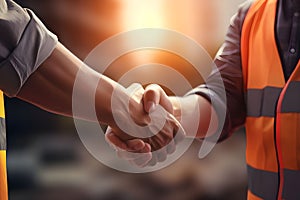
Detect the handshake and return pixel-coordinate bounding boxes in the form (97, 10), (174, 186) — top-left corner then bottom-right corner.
(104, 83), (187, 167)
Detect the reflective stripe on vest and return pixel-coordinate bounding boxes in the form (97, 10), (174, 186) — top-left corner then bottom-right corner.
(248, 165), (300, 200)
(0, 90), (8, 200)
(247, 82), (300, 117)
(0, 118), (5, 151)
(241, 0), (300, 199)
(0, 91), (5, 150)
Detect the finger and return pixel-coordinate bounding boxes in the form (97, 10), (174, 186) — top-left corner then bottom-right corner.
(148, 136), (164, 152)
(126, 139), (146, 152)
(143, 84), (173, 114)
(159, 92), (173, 114)
(166, 139), (176, 154)
(105, 128), (128, 150)
(156, 148), (167, 162)
(129, 144), (152, 167)
(151, 133), (172, 150)
(143, 84), (161, 113)
(117, 143), (151, 161)
(147, 152), (158, 166)
(120, 148), (151, 163)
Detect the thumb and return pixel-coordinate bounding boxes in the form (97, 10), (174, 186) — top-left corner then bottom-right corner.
(105, 127), (146, 151)
(143, 84), (173, 114)
(105, 127), (128, 150)
(143, 84), (161, 113)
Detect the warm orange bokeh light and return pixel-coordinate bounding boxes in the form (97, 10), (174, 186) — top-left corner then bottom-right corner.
(121, 0), (166, 29)
(102, 0), (245, 93)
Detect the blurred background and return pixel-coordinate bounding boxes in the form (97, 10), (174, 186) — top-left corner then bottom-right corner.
(5, 0), (247, 199)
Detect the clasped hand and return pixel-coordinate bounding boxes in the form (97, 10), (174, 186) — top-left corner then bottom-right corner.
(106, 83), (185, 167)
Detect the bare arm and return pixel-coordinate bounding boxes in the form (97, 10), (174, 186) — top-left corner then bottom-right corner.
(16, 42), (181, 151)
(17, 42), (144, 133)
(169, 95), (218, 138)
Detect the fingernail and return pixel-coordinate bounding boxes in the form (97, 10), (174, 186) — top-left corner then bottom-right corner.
(147, 102), (156, 112)
(133, 143), (143, 151)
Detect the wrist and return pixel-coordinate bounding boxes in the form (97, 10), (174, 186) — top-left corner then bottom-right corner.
(95, 75), (122, 125)
(171, 95), (201, 138)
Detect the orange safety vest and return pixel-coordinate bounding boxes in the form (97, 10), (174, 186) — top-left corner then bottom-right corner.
(0, 90), (8, 200)
(241, 0), (300, 199)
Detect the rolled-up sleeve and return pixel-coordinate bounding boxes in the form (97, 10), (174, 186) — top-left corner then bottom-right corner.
(186, 0), (252, 141)
(0, 0), (58, 97)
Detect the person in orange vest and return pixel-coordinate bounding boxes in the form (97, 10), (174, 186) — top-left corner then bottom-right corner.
(0, 1), (183, 199)
(107, 0), (300, 199)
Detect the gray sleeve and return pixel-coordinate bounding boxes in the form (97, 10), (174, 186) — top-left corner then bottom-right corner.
(186, 0), (253, 142)
(0, 0), (58, 97)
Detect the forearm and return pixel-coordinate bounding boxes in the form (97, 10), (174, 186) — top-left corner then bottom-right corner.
(169, 95), (218, 139)
(16, 42), (127, 126)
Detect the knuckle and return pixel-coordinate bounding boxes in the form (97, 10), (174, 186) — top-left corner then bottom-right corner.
(144, 89), (157, 99)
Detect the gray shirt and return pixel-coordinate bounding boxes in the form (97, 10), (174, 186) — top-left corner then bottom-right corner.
(186, 0), (252, 141)
(0, 0), (57, 97)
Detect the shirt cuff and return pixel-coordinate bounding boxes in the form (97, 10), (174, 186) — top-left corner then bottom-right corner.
(0, 9), (58, 97)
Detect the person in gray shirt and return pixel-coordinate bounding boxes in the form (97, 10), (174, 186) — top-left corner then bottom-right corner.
(0, 1), (181, 198)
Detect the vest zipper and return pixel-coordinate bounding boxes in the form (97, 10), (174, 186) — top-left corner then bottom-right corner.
(274, 83), (290, 200)
(274, 106), (283, 200)
(273, 111), (278, 199)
